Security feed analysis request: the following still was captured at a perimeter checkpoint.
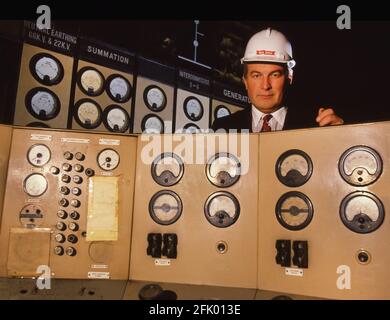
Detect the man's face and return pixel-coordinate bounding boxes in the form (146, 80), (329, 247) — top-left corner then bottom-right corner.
(243, 63), (287, 113)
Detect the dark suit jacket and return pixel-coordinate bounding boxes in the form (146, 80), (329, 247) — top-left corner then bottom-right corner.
(211, 106), (317, 132)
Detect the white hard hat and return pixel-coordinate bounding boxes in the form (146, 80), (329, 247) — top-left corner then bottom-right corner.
(241, 27), (296, 80)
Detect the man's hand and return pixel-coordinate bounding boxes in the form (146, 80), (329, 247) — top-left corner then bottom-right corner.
(316, 107), (344, 126)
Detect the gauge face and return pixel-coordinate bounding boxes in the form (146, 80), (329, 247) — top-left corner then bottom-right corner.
(276, 149), (313, 187)
(149, 190), (182, 225)
(215, 105), (231, 119)
(97, 148), (120, 171)
(206, 153), (241, 188)
(204, 191), (240, 228)
(27, 144), (51, 167)
(19, 204), (44, 228)
(275, 192), (314, 231)
(25, 88), (61, 120)
(340, 191), (384, 234)
(183, 123), (200, 134)
(74, 99), (102, 129)
(78, 67), (104, 96)
(103, 105), (130, 133)
(184, 96), (204, 121)
(30, 53), (64, 85)
(143, 85), (167, 112)
(339, 146), (382, 186)
(141, 114), (164, 134)
(106, 75), (132, 103)
(23, 173), (48, 197)
(151, 153), (184, 186)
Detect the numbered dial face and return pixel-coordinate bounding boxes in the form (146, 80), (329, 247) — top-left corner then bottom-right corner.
(340, 191), (384, 234)
(103, 105), (130, 133)
(276, 150), (313, 187)
(144, 85), (167, 112)
(97, 149), (120, 171)
(151, 153), (184, 187)
(106, 75), (132, 103)
(204, 192), (240, 228)
(183, 123), (200, 134)
(19, 204), (44, 228)
(184, 96), (204, 121)
(30, 53), (64, 85)
(26, 88), (60, 120)
(275, 192), (314, 231)
(339, 146), (382, 186)
(149, 190), (182, 225)
(27, 144), (51, 167)
(214, 105), (231, 119)
(78, 67), (105, 96)
(24, 173), (48, 197)
(206, 153), (241, 188)
(74, 99), (102, 129)
(141, 114), (164, 134)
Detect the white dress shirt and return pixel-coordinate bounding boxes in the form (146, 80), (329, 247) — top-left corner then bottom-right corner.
(251, 105), (288, 132)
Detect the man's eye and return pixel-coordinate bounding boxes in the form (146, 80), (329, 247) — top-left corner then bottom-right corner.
(252, 73), (260, 78)
(272, 72), (281, 77)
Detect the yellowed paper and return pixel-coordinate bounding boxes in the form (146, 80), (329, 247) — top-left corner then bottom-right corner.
(87, 176), (119, 241)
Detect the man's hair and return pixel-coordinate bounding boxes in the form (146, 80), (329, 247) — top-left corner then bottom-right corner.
(242, 62), (289, 78)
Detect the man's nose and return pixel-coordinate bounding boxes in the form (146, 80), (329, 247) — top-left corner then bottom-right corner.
(260, 76), (271, 90)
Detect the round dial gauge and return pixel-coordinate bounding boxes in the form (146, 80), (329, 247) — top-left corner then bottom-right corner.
(184, 96), (204, 121)
(103, 105), (130, 133)
(275, 191), (314, 231)
(149, 190), (183, 225)
(77, 67), (105, 96)
(30, 53), (64, 85)
(143, 85), (167, 112)
(206, 153), (241, 188)
(204, 191), (240, 228)
(339, 146), (382, 186)
(141, 114), (164, 134)
(151, 153), (184, 186)
(19, 204), (44, 228)
(27, 144), (51, 167)
(74, 99), (102, 129)
(23, 173), (48, 197)
(214, 105), (231, 119)
(183, 123), (200, 134)
(106, 74), (132, 103)
(276, 149), (313, 187)
(340, 191), (384, 234)
(97, 148), (120, 171)
(26, 88), (60, 120)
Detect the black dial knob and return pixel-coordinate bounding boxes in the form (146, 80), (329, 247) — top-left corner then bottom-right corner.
(64, 152), (73, 160)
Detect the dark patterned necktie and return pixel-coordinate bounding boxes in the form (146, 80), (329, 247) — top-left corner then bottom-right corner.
(260, 114), (273, 132)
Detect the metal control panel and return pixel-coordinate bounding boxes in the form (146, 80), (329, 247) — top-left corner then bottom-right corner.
(130, 133), (258, 289)
(258, 122), (390, 299)
(0, 127), (137, 280)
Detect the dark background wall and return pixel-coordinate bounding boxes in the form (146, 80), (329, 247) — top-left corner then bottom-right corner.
(1, 20), (390, 125)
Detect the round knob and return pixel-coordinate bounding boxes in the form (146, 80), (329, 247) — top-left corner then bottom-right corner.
(71, 199), (81, 208)
(50, 166), (60, 175)
(75, 152), (85, 161)
(64, 152), (73, 160)
(62, 163), (72, 172)
(54, 246), (64, 255)
(60, 186), (70, 195)
(73, 176), (83, 184)
(61, 174), (71, 183)
(69, 222), (79, 231)
(57, 210), (68, 219)
(74, 164), (84, 172)
(85, 168), (95, 177)
(56, 222), (66, 231)
(72, 187), (81, 196)
(70, 211), (80, 220)
(55, 233), (66, 243)
(65, 247), (77, 256)
(67, 234), (78, 244)
(59, 198), (69, 207)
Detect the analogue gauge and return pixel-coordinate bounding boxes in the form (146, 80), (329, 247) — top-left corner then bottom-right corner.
(19, 204), (44, 228)
(151, 153), (184, 186)
(25, 87), (61, 120)
(141, 114), (164, 134)
(103, 105), (130, 133)
(183, 96), (204, 121)
(206, 153), (241, 188)
(183, 123), (200, 134)
(27, 144), (51, 167)
(23, 173), (48, 197)
(204, 191), (240, 228)
(340, 191), (384, 234)
(74, 99), (102, 129)
(97, 148), (120, 171)
(143, 85), (167, 112)
(149, 190), (182, 225)
(77, 67), (105, 96)
(214, 105), (231, 119)
(30, 53), (64, 85)
(276, 149), (313, 187)
(106, 74), (132, 103)
(275, 191), (314, 231)
(339, 146), (382, 186)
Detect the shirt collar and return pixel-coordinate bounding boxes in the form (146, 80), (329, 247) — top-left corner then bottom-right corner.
(251, 105), (287, 126)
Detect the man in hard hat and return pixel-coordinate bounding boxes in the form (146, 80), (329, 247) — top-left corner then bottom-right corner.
(211, 27), (344, 132)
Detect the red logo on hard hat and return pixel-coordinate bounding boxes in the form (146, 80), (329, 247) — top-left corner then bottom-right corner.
(256, 50), (275, 56)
